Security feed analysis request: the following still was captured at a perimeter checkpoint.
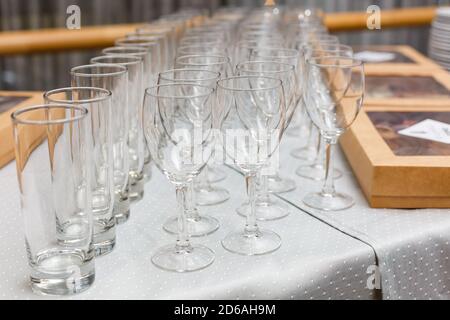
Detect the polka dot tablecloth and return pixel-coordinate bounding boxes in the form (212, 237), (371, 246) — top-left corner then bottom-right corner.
(1, 132), (448, 300)
(277, 135), (450, 300)
(0, 146), (377, 300)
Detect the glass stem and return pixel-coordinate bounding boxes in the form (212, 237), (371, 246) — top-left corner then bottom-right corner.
(245, 173), (259, 236)
(175, 185), (191, 250)
(196, 167), (210, 190)
(258, 171), (270, 204)
(314, 134), (325, 168)
(186, 181), (200, 220)
(322, 138), (336, 196)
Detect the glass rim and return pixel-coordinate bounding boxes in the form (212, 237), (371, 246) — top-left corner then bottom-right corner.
(236, 61), (295, 74)
(307, 56), (364, 68)
(145, 83), (215, 99)
(177, 45), (226, 53)
(158, 68), (221, 82)
(70, 64), (127, 78)
(43, 87), (112, 105)
(102, 46), (149, 56)
(136, 26), (173, 33)
(306, 43), (353, 52)
(126, 33), (165, 41)
(176, 54), (230, 66)
(90, 54), (143, 66)
(217, 75), (283, 92)
(11, 104), (88, 126)
(252, 47), (300, 59)
(115, 37), (159, 46)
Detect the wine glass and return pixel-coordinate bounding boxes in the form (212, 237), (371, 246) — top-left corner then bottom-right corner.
(143, 83), (216, 272)
(157, 69), (224, 237)
(295, 45), (353, 181)
(248, 48), (302, 194)
(216, 76), (286, 255)
(235, 61), (299, 220)
(303, 56), (365, 211)
(175, 54), (232, 183)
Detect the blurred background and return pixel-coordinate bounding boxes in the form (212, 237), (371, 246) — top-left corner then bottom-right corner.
(0, 0), (449, 91)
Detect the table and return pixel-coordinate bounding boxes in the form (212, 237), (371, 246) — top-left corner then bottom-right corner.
(1, 132), (449, 300)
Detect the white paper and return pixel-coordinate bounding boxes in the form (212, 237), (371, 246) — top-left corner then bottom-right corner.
(354, 50), (396, 63)
(398, 119), (450, 144)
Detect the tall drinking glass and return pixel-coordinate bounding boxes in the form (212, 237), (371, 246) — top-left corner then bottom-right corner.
(90, 55), (145, 203)
(115, 37), (160, 84)
(102, 46), (153, 183)
(71, 64), (130, 224)
(12, 104), (95, 295)
(44, 87), (115, 256)
(143, 84), (216, 272)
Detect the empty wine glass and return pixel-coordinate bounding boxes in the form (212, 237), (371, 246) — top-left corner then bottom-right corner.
(303, 56), (365, 211)
(143, 83), (216, 272)
(157, 68), (223, 237)
(295, 45), (353, 181)
(216, 76), (285, 255)
(235, 61), (298, 220)
(176, 54), (232, 183)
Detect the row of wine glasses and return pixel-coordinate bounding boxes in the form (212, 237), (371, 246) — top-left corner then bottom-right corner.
(11, 5), (365, 296)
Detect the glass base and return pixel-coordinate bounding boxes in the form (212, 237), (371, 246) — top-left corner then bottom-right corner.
(285, 124), (301, 137)
(114, 209), (130, 225)
(163, 215), (220, 237)
(143, 162), (152, 183)
(93, 223), (116, 257)
(152, 244), (215, 273)
(129, 179), (144, 202)
(207, 166), (227, 183)
(303, 191), (355, 211)
(195, 186), (230, 206)
(30, 250), (95, 296)
(114, 196), (130, 225)
(222, 229), (281, 256)
(268, 176), (296, 194)
(296, 164), (343, 181)
(291, 146), (317, 161)
(237, 196), (290, 221)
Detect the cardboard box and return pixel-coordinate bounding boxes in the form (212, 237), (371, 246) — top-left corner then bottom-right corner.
(363, 66), (450, 108)
(340, 105), (450, 208)
(0, 91), (43, 169)
(353, 45), (442, 69)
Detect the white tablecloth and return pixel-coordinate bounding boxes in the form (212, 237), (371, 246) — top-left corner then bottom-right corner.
(1, 132), (449, 300)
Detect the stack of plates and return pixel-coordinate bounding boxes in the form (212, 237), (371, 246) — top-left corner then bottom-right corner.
(429, 7), (450, 70)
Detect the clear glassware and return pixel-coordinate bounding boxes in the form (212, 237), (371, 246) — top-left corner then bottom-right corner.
(115, 37), (160, 84)
(303, 56), (365, 211)
(102, 46), (153, 184)
(71, 64), (130, 224)
(177, 45), (227, 57)
(12, 104), (95, 295)
(247, 48), (303, 194)
(175, 55), (232, 186)
(235, 61), (299, 220)
(44, 87), (115, 257)
(90, 55), (145, 203)
(216, 76), (285, 255)
(296, 45), (354, 181)
(137, 25), (178, 66)
(143, 83), (216, 272)
(157, 69), (223, 237)
(126, 33), (169, 72)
